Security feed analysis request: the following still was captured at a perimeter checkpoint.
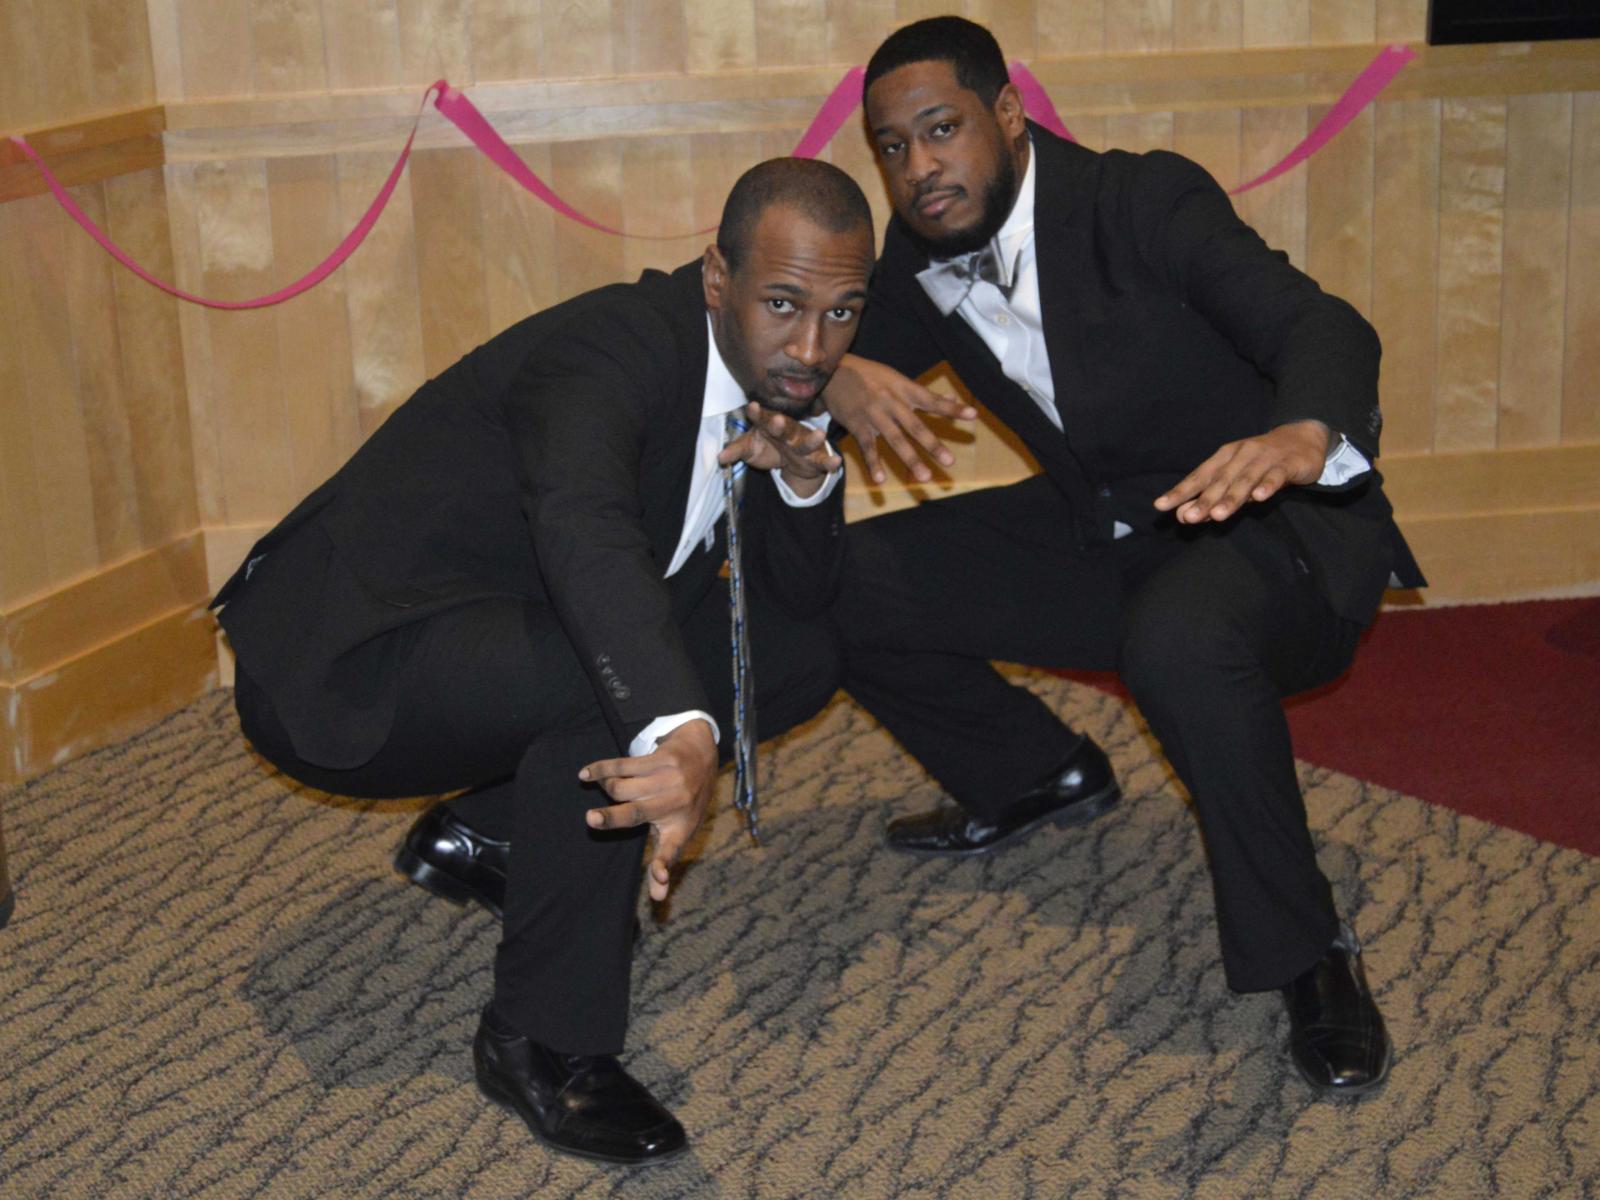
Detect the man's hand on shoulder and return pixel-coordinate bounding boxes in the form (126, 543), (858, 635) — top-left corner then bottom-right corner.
(580, 719), (718, 902)
(1154, 419), (1331, 525)
(820, 354), (976, 485)
(716, 401), (842, 498)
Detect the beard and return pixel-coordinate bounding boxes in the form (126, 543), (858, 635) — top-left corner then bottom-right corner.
(908, 150), (1019, 259)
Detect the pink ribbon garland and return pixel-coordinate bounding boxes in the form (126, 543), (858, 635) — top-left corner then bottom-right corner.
(6, 49), (1414, 310)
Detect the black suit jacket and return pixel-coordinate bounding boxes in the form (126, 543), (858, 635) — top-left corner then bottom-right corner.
(214, 261), (844, 768)
(852, 124), (1423, 623)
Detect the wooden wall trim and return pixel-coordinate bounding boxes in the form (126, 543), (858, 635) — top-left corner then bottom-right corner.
(7, 41), (1592, 183)
(0, 532), (208, 685)
(0, 106), (166, 203)
(0, 607), (217, 786)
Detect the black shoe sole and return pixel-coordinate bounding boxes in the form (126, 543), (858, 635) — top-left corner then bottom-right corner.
(889, 782), (1123, 859)
(1288, 1040), (1394, 1100)
(475, 1063), (688, 1166)
(394, 846), (504, 920)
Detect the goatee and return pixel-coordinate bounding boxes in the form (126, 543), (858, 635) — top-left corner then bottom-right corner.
(911, 152), (1019, 260)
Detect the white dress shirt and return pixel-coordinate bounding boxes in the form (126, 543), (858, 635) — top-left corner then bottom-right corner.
(630, 317), (841, 756)
(915, 139), (1370, 537)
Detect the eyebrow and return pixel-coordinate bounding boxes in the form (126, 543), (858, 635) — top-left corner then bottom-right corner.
(872, 103), (956, 138)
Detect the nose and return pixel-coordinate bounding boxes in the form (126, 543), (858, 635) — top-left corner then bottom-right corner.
(785, 319), (825, 368)
(904, 139), (938, 186)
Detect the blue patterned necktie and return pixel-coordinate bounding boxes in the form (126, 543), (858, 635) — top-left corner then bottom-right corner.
(723, 411), (759, 842)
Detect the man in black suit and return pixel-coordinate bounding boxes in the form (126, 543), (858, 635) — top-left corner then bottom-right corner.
(821, 17), (1425, 1097)
(214, 158), (876, 1163)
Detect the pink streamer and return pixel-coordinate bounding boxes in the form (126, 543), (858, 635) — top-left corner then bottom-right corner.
(1227, 43), (1416, 194)
(7, 49), (1416, 309)
(1007, 61), (1077, 143)
(6, 85), (441, 311)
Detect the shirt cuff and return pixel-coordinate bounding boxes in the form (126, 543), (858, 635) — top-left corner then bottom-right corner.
(770, 412), (842, 507)
(1317, 434), (1372, 488)
(629, 711), (720, 758)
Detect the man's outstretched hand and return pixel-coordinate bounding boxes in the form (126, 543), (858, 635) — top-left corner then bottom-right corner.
(821, 354), (977, 485)
(1154, 420), (1331, 525)
(580, 719), (718, 902)
(717, 401), (842, 498)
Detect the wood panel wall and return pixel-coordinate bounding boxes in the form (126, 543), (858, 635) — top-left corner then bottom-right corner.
(2, 0), (1598, 783)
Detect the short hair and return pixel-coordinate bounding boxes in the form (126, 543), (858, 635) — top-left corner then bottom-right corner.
(863, 16), (1010, 107)
(716, 158), (874, 273)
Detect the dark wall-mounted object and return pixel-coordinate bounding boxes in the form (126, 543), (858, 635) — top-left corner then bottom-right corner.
(1428, 0), (1600, 44)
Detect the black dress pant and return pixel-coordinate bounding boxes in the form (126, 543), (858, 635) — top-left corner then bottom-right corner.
(833, 475), (1363, 993)
(235, 575), (839, 1054)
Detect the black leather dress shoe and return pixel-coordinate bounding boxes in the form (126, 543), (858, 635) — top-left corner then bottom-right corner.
(886, 736), (1121, 856)
(1282, 923), (1393, 1098)
(394, 803), (508, 919)
(474, 1007), (688, 1165)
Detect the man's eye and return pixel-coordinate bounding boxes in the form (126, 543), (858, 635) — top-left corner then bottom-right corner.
(932, 121), (956, 138)
(766, 298), (795, 314)
(828, 307), (858, 323)
(879, 141), (903, 158)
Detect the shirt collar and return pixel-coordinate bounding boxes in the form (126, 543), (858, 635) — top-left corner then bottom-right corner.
(702, 313), (749, 420)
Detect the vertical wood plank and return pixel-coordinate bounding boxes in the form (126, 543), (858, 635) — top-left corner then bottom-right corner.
(1434, 96), (1506, 453)
(10, 195), (101, 589)
(1305, 105), (1374, 318)
(250, 0), (328, 94)
(1036, 0), (1105, 57)
(621, 135), (701, 285)
(1241, 0), (1307, 47)
(1235, 108), (1307, 269)
(0, 202), (50, 608)
(85, 0), (159, 112)
(337, 150), (427, 434)
(687, 0), (758, 72)
(828, 0), (898, 65)
(543, 0), (617, 78)
(1310, 0), (1375, 44)
(164, 163), (228, 528)
(192, 160), (296, 522)
(756, 0), (828, 68)
(62, 182), (142, 565)
(477, 143), (561, 332)
(398, 0), (473, 86)
(174, 0), (254, 100)
(1498, 93), (1570, 448)
(102, 169), (200, 548)
(1174, 0), (1241, 50)
(1371, 98), (1439, 454)
(1562, 92), (1600, 444)
(323, 0), (404, 90)
(470, 0), (545, 82)
(144, 0), (187, 103)
(265, 156), (362, 495)
(1377, 0), (1427, 42)
(1174, 109), (1242, 196)
(15, 0), (93, 129)
(613, 0), (687, 75)
(549, 141), (628, 302)
(1105, 0), (1173, 54)
(966, 0), (1039, 60)
(409, 147), (492, 379)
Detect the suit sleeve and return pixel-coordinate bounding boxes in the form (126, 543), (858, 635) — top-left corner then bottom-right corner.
(848, 244), (947, 384)
(1129, 151), (1385, 459)
(501, 306), (710, 753)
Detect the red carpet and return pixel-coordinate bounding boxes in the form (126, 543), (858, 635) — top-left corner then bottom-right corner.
(1055, 598), (1600, 858)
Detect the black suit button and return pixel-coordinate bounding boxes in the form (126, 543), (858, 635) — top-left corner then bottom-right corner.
(612, 683), (632, 701)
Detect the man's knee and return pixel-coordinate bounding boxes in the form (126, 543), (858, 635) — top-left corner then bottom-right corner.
(756, 615), (841, 736)
(1117, 589), (1255, 709)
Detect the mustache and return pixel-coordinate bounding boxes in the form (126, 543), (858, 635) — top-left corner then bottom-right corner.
(913, 181), (961, 203)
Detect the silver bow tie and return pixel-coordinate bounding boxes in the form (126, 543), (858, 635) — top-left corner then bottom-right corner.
(916, 244), (1014, 316)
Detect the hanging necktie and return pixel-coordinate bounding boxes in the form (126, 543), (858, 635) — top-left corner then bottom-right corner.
(722, 411), (759, 843)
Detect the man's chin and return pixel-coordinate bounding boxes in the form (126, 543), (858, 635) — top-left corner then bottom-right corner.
(752, 389), (822, 419)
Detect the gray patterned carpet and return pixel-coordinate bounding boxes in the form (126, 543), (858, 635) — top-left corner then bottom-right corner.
(2, 674), (1597, 1199)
